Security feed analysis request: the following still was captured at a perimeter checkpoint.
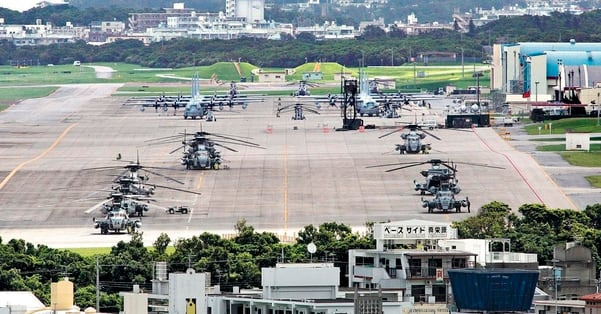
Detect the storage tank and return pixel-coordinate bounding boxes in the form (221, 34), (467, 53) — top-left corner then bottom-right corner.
(448, 269), (539, 312)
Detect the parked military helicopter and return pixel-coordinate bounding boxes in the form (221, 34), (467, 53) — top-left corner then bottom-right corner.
(367, 159), (504, 195)
(93, 207), (141, 234)
(291, 80), (319, 96)
(149, 129), (264, 170)
(276, 99), (321, 120)
(84, 156), (201, 216)
(422, 186), (470, 213)
(379, 124), (441, 154)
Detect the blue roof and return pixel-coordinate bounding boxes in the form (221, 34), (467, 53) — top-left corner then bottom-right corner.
(518, 42), (601, 56)
(448, 269), (539, 312)
(545, 51), (601, 77)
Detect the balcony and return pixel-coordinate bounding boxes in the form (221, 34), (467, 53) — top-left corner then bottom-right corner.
(352, 266), (406, 289)
(406, 266), (473, 280)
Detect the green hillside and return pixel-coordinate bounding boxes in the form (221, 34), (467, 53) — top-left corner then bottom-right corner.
(287, 62), (349, 81)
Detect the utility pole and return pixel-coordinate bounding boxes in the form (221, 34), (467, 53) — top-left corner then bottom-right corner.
(597, 92), (600, 127)
(96, 257), (100, 311)
(461, 47), (464, 78)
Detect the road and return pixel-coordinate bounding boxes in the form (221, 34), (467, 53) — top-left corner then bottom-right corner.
(0, 85), (583, 247)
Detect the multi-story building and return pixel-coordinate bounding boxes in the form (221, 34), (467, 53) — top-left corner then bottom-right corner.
(89, 21), (125, 43)
(128, 3), (196, 32)
(295, 22), (355, 40)
(0, 20), (81, 46)
(492, 41), (601, 106)
(348, 219), (539, 305)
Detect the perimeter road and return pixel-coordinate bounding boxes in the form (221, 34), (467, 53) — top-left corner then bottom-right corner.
(0, 123), (78, 190)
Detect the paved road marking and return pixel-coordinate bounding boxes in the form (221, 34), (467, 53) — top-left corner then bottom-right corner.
(189, 174), (203, 223)
(474, 127), (576, 209)
(284, 145), (289, 231)
(0, 123), (78, 191)
(472, 127), (545, 203)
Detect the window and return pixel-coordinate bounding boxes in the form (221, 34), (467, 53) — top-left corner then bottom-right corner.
(411, 285), (426, 302)
(432, 285), (446, 303)
(396, 258), (403, 269)
(452, 258), (466, 268)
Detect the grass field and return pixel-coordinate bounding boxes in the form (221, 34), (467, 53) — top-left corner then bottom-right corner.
(285, 62), (490, 91)
(537, 144), (601, 152)
(559, 152), (601, 167)
(0, 62), (489, 92)
(524, 118), (601, 135)
(0, 62), (260, 85)
(0, 86), (58, 110)
(530, 136), (601, 142)
(586, 176), (601, 188)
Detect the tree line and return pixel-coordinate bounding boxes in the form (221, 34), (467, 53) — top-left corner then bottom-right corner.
(3, 10), (601, 68)
(2, 202), (601, 312)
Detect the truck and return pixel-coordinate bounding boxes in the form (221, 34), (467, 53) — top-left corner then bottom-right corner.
(418, 120), (439, 130)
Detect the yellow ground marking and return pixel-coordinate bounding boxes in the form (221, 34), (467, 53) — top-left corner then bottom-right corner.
(196, 173), (203, 190)
(284, 145), (289, 231)
(188, 174), (204, 224)
(0, 123), (78, 191)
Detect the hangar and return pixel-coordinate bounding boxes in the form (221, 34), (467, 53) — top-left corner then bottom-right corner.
(492, 40), (601, 107)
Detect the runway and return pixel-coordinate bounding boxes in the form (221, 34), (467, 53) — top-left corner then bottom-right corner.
(0, 84), (579, 247)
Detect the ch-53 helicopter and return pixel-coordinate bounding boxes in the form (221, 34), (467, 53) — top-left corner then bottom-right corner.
(422, 185), (470, 213)
(367, 159), (504, 195)
(379, 124), (441, 154)
(276, 98), (321, 120)
(148, 129), (264, 170)
(84, 156), (201, 217)
(93, 207), (141, 234)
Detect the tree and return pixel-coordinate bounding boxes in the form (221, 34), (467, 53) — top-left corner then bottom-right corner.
(360, 25), (386, 39)
(296, 32), (316, 42)
(452, 201), (514, 238)
(153, 233), (171, 256)
(468, 19), (476, 34)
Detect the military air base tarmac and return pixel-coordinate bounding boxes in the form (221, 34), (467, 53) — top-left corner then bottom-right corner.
(0, 82), (583, 248)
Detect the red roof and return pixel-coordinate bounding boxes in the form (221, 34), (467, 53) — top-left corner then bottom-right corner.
(580, 293), (601, 301)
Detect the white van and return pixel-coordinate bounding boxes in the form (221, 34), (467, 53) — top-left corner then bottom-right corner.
(418, 120), (438, 130)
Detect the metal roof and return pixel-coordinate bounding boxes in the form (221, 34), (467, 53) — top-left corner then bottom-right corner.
(0, 291), (44, 311)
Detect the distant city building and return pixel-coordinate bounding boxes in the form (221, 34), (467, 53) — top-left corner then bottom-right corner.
(295, 21), (355, 40)
(128, 3), (196, 32)
(0, 19), (83, 46)
(389, 13), (453, 36)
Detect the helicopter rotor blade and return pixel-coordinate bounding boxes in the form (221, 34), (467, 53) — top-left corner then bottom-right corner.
(366, 161), (425, 169)
(142, 168), (185, 185)
(207, 133), (260, 146)
(421, 129), (441, 140)
(169, 145), (185, 154)
(84, 199), (111, 214)
(378, 128), (403, 139)
(385, 163), (431, 172)
(304, 108), (321, 115)
(213, 142), (238, 152)
(152, 184), (202, 195)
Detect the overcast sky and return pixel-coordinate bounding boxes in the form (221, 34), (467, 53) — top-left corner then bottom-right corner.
(0, 0), (66, 12)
